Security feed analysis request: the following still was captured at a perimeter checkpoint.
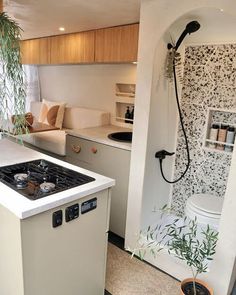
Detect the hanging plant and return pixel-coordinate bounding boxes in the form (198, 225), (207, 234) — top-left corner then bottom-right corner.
(0, 12), (26, 136)
(165, 48), (183, 84)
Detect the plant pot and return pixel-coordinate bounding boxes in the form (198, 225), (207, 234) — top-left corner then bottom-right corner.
(11, 112), (34, 126)
(180, 278), (213, 295)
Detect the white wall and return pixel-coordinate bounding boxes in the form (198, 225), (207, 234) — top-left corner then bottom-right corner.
(140, 38), (178, 229)
(126, 1), (236, 294)
(38, 64), (137, 115)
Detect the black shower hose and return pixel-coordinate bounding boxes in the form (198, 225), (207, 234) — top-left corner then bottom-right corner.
(159, 56), (190, 183)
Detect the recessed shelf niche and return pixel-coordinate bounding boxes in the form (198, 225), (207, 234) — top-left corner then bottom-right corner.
(204, 108), (236, 154)
(112, 83), (135, 128)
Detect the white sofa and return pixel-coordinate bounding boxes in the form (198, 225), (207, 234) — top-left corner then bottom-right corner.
(22, 102), (110, 156)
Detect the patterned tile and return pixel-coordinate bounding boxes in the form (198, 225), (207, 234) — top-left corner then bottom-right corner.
(184, 45), (216, 66)
(172, 44), (235, 215)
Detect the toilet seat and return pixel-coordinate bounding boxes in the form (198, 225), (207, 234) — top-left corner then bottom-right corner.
(185, 194), (223, 228)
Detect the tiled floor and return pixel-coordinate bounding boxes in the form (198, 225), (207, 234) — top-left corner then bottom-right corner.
(105, 233), (180, 295)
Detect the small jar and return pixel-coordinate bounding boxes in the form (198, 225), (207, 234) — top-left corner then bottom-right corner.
(216, 124), (228, 150)
(208, 124), (219, 149)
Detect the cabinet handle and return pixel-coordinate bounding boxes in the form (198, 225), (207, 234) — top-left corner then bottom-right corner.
(71, 144), (81, 153)
(91, 147), (97, 154)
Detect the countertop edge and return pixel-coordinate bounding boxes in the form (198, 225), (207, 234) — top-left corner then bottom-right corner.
(66, 126), (132, 151)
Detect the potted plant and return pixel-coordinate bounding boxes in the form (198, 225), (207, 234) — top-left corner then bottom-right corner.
(132, 210), (218, 295)
(0, 11), (26, 136)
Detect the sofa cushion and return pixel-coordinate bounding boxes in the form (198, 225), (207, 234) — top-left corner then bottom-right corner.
(38, 99), (66, 129)
(22, 130), (66, 156)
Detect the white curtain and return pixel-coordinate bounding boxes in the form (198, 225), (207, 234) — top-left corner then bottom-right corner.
(23, 65), (41, 112)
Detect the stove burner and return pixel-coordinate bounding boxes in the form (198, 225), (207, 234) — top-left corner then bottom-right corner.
(0, 159), (95, 201)
(40, 182), (55, 193)
(14, 173), (28, 182)
(14, 173), (28, 189)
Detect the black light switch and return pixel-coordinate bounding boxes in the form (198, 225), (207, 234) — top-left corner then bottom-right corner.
(52, 210), (63, 228)
(65, 204), (79, 222)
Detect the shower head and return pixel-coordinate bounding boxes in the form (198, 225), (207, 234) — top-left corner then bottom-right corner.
(168, 20), (201, 51)
(185, 21), (201, 34)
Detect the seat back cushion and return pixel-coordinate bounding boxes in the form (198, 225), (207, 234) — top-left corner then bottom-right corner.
(30, 102), (110, 130)
(63, 107), (110, 129)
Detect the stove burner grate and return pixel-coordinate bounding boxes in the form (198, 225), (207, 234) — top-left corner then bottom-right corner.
(0, 159), (95, 201)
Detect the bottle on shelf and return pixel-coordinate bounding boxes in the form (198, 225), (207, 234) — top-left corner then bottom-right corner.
(225, 126), (235, 152)
(216, 124), (228, 150)
(125, 106), (131, 123)
(130, 106), (134, 124)
(208, 123), (219, 149)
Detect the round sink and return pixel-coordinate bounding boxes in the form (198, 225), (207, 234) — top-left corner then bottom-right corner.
(108, 132), (132, 143)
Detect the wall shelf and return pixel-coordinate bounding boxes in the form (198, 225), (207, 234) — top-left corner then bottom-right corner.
(203, 108), (236, 154)
(112, 83), (135, 128)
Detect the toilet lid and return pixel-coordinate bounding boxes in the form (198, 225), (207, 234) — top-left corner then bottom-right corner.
(187, 194), (223, 215)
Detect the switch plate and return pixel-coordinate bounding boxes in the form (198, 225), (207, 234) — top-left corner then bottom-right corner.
(81, 198), (97, 214)
(52, 210), (63, 228)
(65, 204), (79, 222)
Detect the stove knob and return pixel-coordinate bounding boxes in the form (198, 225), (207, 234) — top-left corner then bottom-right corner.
(71, 144), (81, 153)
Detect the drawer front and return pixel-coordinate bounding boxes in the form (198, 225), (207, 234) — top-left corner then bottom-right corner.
(66, 135), (130, 171)
(66, 134), (131, 237)
(66, 135), (98, 166)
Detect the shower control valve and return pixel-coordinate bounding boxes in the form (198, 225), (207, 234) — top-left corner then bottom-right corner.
(155, 150), (175, 160)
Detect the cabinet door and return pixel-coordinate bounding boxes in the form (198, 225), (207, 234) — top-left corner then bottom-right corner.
(95, 23), (139, 63)
(50, 31), (95, 64)
(66, 135), (131, 238)
(20, 38), (50, 65)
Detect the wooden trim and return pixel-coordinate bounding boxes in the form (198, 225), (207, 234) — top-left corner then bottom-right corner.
(0, 0), (3, 13)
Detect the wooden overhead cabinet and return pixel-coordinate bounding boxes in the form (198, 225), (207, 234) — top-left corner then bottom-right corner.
(20, 38), (50, 65)
(50, 31), (95, 64)
(20, 23), (139, 65)
(95, 24), (139, 63)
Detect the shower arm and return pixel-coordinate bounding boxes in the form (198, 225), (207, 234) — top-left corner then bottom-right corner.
(167, 30), (188, 51)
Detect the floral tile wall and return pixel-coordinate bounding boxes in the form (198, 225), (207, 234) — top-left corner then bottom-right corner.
(171, 44), (236, 216)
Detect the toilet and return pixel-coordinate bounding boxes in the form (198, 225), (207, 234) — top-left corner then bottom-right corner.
(185, 194), (224, 228)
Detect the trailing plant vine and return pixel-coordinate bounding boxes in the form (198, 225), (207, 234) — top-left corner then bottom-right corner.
(0, 12), (26, 136)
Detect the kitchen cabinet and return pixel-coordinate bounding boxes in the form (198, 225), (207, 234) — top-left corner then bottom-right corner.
(20, 37), (50, 64)
(0, 190), (110, 295)
(95, 23), (139, 63)
(20, 23), (139, 65)
(50, 31), (95, 64)
(0, 139), (114, 295)
(66, 134), (131, 238)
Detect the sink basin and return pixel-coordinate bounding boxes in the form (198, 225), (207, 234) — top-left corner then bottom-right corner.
(108, 132), (132, 143)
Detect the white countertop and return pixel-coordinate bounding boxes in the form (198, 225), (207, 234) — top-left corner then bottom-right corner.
(66, 125), (132, 151)
(0, 139), (115, 219)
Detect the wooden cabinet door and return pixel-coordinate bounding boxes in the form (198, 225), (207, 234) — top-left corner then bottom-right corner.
(50, 31), (95, 64)
(95, 23), (139, 63)
(20, 38), (50, 65)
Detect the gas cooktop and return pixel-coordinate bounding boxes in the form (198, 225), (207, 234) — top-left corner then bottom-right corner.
(0, 159), (95, 201)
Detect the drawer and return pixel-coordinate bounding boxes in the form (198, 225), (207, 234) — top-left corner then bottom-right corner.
(66, 135), (99, 165)
(66, 135), (130, 174)
(66, 134), (131, 237)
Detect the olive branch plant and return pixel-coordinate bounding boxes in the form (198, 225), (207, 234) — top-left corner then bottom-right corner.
(0, 12), (26, 136)
(132, 207), (218, 295)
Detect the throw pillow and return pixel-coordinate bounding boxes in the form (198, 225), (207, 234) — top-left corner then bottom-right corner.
(38, 99), (66, 129)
